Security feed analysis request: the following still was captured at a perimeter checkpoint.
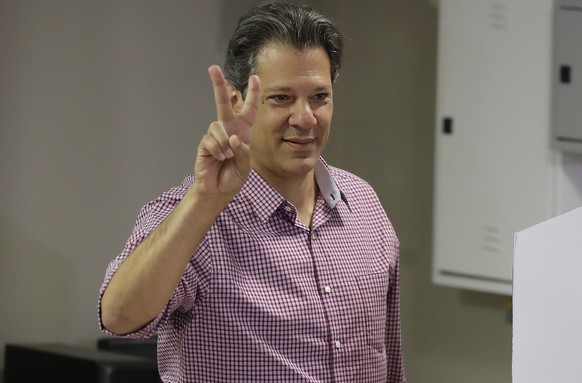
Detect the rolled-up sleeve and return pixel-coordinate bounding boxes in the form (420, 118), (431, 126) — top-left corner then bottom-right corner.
(97, 182), (198, 338)
(385, 255), (406, 383)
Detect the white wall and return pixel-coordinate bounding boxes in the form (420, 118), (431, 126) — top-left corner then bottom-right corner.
(0, 1), (512, 382)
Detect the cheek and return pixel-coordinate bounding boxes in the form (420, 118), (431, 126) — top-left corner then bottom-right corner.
(259, 106), (289, 124)
(316, 108), (333, 135)
(317, 102), (333, 124)
(249, 114), (284, 147)
(320, 126), (331, 147)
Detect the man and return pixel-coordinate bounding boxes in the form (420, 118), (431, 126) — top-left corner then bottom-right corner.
(99, 2), (405, 382)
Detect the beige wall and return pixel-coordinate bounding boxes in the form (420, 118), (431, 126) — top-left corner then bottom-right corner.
(328, 2), (513, 382)
(0, 1), (511, 381)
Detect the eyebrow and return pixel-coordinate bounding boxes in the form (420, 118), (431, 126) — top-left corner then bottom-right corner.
(263, 86), (292, 93)
(263, 85), (332, 93)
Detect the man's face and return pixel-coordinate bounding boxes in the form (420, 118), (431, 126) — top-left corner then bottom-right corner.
(246, 42), (333, 183)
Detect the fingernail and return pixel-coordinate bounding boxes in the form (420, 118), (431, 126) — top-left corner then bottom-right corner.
(225, 149), (234, 158)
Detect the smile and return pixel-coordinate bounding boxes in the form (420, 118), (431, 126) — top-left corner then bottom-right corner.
(283, 137), (315, 145)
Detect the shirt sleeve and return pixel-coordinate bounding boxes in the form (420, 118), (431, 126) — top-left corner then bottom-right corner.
(97, 182), (199, 339)
(385, 255), (406, 383)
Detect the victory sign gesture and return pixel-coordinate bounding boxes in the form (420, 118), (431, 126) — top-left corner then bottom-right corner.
(195, 65), (260, 197)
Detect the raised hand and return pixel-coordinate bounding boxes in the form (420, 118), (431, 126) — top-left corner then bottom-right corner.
(195, 65), (260, 197)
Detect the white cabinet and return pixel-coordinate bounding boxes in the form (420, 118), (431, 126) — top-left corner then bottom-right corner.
(553, 2), (582, 152)
(432, 0), (582, 295)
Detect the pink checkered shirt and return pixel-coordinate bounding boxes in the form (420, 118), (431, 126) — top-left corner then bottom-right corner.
(99, 159), (405, 382)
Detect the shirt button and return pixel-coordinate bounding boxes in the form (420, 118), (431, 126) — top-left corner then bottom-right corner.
(310, 231), (317, 240)
(335, 340), (342, 349)
(324, 285), (332, 293)
(284, 206), (292, 212)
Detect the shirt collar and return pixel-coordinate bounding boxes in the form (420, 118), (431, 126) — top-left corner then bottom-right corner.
(239, 158), (343, 223)
(314, 158), (342, 209)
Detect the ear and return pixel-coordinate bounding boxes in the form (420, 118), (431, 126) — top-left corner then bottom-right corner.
(228, 84), (245, 116)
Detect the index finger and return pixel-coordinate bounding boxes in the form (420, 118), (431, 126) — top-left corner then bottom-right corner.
(208, 65), (234, 122)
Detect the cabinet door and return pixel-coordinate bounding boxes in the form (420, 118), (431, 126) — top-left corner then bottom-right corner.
(513, 207), (582, 383)
(553, 1), (582, 151)
(433, 0), (556, 295)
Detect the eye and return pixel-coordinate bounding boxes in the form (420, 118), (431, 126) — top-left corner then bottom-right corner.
(267, 95), (291, 103)
(312, 92), (331, 102)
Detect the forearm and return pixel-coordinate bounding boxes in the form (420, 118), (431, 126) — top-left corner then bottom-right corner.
(101, 184), (231, 335)
(101, 66), (257, 335)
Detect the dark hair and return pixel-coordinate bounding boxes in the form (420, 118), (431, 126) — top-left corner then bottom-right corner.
(224, 1), (344, 96)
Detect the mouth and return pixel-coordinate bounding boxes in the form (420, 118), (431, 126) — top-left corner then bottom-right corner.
(282, 137), (316, 148)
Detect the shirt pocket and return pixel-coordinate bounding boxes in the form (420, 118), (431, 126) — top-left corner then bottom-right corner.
(356, 270), (390, 354)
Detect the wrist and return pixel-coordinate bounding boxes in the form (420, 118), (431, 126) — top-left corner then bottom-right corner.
(183, 182), (234, 217)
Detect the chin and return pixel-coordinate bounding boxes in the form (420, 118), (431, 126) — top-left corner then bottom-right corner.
(285, 157), (318, 175)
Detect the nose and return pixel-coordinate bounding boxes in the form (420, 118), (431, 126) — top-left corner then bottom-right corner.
(289, 100), (317, 129)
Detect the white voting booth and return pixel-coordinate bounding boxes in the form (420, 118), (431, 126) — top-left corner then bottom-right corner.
(513, 206), (582, 382)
